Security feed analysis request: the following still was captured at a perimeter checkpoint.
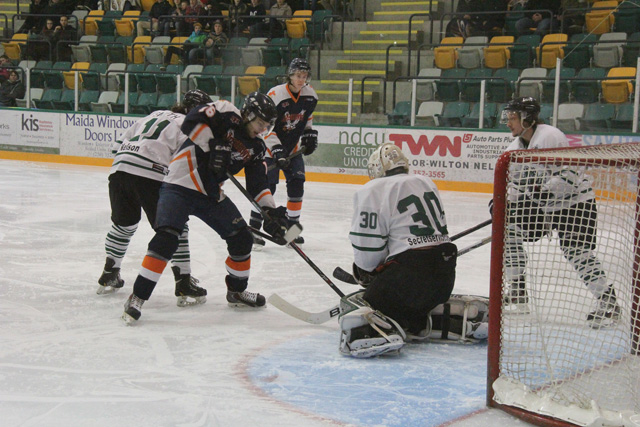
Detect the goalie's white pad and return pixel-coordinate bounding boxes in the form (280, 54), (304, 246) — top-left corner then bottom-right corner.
(339, 306), (406, 358)
(427, 295), (489, 343)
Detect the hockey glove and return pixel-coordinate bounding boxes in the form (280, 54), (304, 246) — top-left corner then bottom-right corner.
(262, 206), (288, 238)
(301, 129), (318, 155)
(209, 138), (232, 181)
(352, 263), (376, 288)
(271, 144), (290, 169)
(511, 197), (548, 242)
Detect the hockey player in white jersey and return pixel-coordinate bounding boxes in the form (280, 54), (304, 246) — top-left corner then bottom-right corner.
(339, 143), (458, 357)
(97, 89), (212, 307)
(249, 57), (319, 248)
(496, 97), (621, 328)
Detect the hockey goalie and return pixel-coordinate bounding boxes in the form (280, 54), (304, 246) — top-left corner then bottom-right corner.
(339, 143), (488, 358)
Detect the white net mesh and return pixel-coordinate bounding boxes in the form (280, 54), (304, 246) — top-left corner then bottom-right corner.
(491, 143), (640, 426)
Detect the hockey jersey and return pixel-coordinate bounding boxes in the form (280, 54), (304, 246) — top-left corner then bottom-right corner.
(264, 83), (318, 157)
(505, 124), (594, 212)
(165, 100), (274, 205)
(110, 110), (188, 181)
(349, 173), (451, 272)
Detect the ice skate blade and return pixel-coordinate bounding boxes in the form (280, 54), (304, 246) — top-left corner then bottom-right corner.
(503, 303), (530, 315)
(96, 285), (120, 295)
(121, 311), (138, 325)
(176, 295), (207, 307)
(227, 302), (266, 309)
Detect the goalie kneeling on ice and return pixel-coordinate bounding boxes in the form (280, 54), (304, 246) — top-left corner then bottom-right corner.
(427, 295), (489, 342)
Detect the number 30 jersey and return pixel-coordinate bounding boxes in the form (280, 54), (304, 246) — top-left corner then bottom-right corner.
(349, 173), (451, 272)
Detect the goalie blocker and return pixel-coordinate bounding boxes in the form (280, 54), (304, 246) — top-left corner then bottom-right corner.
(338, 291), (489, 358)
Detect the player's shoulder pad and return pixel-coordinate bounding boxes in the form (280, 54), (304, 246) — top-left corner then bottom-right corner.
(300, 84), (318, 100)
(267, 84), (289, 105)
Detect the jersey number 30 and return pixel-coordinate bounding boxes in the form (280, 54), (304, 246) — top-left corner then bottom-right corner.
(398, 191), (447, 236)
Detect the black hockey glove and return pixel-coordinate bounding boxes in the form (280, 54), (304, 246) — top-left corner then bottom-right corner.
(209, 138), (232, 181)
(301, 129), (318, 155)
(262, 206), (288, 238)
(271, 144), (290, 169)
(352, 263), (376, 288)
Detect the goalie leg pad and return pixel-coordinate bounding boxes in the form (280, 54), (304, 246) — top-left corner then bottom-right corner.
(429, 295), (489, 342)
(339, 306), (406, 358)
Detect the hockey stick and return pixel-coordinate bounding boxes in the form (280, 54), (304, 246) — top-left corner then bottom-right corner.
(449, 218), (492, 241)
(333, 236), (493, 285)
(226, 172), (302, 245)
(267, 294), (341, 324)
(266, 148), (306, 172)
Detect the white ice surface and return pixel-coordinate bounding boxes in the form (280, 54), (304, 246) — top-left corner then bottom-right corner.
(0, 160), (534, 427)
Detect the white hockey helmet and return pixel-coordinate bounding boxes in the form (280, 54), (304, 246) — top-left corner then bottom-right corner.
(367, 143), (409, 180)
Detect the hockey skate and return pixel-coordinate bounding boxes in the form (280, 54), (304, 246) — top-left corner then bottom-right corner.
(97, 258), (124, 295)
(122, 293), (144, 325)
(226, 290), (266, 308)
(503, 278), (530, 315)
(172, 266), (207, 307)
(587, 286), (621, 329)
(252, 233), (266, 251)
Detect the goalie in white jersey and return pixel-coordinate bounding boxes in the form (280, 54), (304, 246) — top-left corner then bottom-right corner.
(97, 90), (212, 307)
(497, 97), (621, 328)
(339, 143), (458, 358)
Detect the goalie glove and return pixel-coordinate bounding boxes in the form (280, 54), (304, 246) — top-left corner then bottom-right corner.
(301, 129), (318, 155)
(352, 263), (376, 288)
(208, 138), (232, 181)
(262, 206), (288, 238)
(271, 144), (290, 169)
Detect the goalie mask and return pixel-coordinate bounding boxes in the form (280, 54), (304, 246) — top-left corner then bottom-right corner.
(500, 96), (540, 127)
(367, 143), (410, 180)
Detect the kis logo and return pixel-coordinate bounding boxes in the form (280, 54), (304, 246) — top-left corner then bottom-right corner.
(21, 114), (39, 131)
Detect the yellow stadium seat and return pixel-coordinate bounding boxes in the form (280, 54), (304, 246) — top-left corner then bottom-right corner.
(285, 19), (307, 39)
(602, 67), (635, 103)
(141, 0), (155, 12)
(1, 33), (28, 60)
(536, 33), (567, 69)
(128, 35), (152, 64)
(82, 10), (105, 36)
(585, 1), (618, 34)
(63, 62), (90, 89)
(115, 19), (135, 37)
(433, 37), (463, 70)
(483, 36), (513, 69)
(238, 65), (266, 95)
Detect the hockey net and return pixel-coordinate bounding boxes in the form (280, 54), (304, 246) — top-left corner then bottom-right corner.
(487, 143), (640, 427)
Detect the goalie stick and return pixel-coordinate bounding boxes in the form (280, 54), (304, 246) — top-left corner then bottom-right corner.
(267, 294), (341, 324)
(333, 236), (493, 285)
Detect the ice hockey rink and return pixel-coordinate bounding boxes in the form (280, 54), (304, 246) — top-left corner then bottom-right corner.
(0, 159), (536, 427)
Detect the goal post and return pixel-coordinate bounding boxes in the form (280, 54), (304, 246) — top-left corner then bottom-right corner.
(487, 143), (640, 427)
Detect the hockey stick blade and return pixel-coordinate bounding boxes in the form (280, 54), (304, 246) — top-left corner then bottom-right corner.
(268, 293), (341, 324)
(333, 266), (358, 285)
(283, 223), (303, 244)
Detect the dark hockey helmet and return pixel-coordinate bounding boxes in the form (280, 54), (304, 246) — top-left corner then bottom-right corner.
(287, 57), (312, 84)
(501, 97), (540, 125)
(183, 89), (213, 111)
(241, 91), (277, 128)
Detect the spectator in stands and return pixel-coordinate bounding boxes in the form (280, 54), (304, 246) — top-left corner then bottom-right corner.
(560, 0), (584, 34)
(227, 0), (248, 35)
(41, 0), (72, 31)
(200, 19), (228, 64)
(107, 0), (139, 12)
(0, 70), (26, 107)
(136, 0), (173, 36)
(181, 0), (205, 36)
(17, 0), (46, 34)
(164, 21), (207, 64)
(29, 18), (56, 61)
(268, 0), (292, 38)
(246, 0), (266, 37)
(303, 0), (317, 11)
(52, 15), (77, 61)
(0, 55), (13, 83)
(515, 0), (560, 36)
(201, 0), (223, 31)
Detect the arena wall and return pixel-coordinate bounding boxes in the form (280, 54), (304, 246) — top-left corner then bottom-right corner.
(0, 110), (639, 193)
